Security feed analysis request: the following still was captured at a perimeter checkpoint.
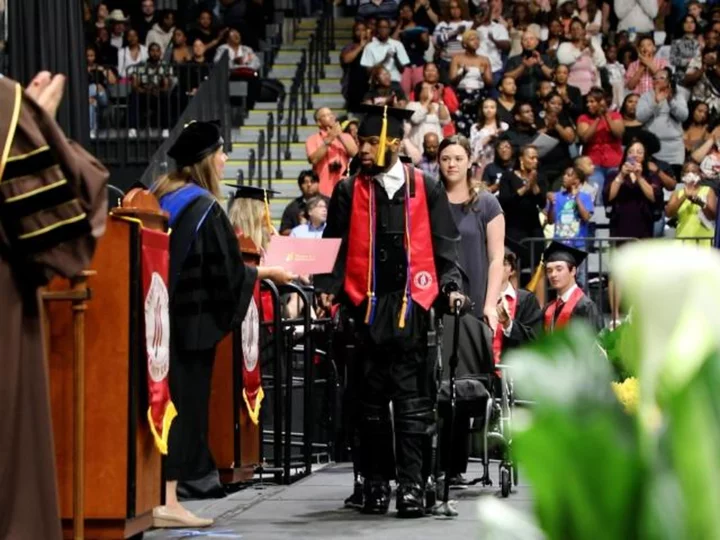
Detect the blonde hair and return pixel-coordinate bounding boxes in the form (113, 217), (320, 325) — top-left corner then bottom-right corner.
(462, 29), (479, 45)
(228, 198), (271, 250)
(152, 150), (223, 200)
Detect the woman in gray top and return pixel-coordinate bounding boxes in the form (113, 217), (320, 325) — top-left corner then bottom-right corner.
(436, 134), (505, 485)
(636, 67), (689, 175)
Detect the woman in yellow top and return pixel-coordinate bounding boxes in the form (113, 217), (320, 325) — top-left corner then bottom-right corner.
(665, 162), (717, 247)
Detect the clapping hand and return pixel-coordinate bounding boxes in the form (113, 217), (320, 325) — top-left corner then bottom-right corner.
(26, 72), (66, 119)
(496, 299), (510, 329)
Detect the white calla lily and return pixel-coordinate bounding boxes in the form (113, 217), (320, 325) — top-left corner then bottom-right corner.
(612, 242), (720, 420)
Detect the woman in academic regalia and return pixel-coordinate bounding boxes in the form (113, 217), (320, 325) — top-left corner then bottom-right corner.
(151, 121), (295, 528)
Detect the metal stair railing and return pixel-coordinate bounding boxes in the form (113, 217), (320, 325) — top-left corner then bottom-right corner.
(247, 5), (332, 189)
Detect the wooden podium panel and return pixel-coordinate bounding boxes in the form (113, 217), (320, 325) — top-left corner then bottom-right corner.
(209, 332), (260, 483)
(47, 217), (161, 539)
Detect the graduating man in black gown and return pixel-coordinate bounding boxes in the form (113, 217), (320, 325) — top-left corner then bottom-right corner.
(316, 105), (464, 517)
(542, 242), (604, 333)
(494, 245), (543, 360)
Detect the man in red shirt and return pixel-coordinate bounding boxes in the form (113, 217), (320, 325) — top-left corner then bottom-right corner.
(305, 107), (359, 196)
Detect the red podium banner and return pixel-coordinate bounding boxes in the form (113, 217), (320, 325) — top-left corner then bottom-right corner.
(140, 228), (177, 454)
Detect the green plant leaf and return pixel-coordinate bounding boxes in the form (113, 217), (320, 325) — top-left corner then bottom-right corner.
(506, 324), (644, 540)
(665, 351), (720, 539)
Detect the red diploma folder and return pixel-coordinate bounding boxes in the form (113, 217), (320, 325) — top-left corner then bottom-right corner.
(264, 236), (341, 275)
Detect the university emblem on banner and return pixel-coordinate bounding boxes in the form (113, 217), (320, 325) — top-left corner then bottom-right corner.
(144, 272), (170, 383)
(242, 298), (260, 373)
(414, 270), (433, 290)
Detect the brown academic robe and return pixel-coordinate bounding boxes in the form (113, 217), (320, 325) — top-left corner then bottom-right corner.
(0, 76), (108, 540)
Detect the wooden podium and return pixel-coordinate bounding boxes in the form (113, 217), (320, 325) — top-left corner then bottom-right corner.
(45, 209), (166, 539)
(209, 235), (262, 484)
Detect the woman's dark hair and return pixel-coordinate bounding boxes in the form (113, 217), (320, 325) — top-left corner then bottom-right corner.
(297, 169), (319, 188)
(656, 66), (677, 95)
(369, 65), (389, 86)
(685, 100), (710, 129)
(494, 137), (515, 166)
(618, 44), (638, 66)
(585, 86), (607, 114)
(437, 134), (485, 211)
(476, 97), (501, 129)
(620, 92), (639, 118)
(543, 91), (563, 106)
(620, 138), (651, 176)
(677, 14), (700, 38)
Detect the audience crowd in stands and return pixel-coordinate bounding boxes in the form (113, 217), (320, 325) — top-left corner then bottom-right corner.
(312, 0), (720, 326)
(83, 0), (272, 137)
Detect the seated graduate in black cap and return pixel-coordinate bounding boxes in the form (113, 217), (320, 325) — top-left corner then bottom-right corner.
(150, 121), (295, 529)
(315, 104), (465, 518)
(542, 241), (604, 334)
(227, 184), (279, 251)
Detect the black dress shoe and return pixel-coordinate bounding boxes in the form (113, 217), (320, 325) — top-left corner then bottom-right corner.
(361, 480), (391, 515)
(396, 483), (425, 518)
(344, 477), (364, 510)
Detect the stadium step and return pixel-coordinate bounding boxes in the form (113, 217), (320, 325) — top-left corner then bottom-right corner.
(232, 15), (353, 222)
(269, 63), (343, 79)
(229, 142), (308, 161)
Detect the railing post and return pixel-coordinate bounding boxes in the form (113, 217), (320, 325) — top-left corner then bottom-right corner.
(248, 148), (256, 184)
(257, 129), (265, 187)
(301, 50), (311, 120)
(276, 99), (284, 179)
(266, 112), (274, 190)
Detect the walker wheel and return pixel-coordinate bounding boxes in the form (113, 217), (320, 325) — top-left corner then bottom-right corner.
(500, 466), (511, 498)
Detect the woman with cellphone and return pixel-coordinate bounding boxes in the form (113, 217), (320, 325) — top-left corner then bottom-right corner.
(602, 138), (663, 325)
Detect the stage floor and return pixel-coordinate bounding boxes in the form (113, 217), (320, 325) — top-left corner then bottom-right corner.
(145, 461), (537, 540)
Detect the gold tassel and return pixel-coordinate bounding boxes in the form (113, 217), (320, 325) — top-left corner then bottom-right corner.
(527, 259), (545, 293)
(376, 106), (388, 167)
(398, 293), (408, 329)
(263, 190), (273, 231)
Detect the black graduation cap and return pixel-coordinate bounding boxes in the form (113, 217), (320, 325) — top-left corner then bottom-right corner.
(356, 104), (415, 167)
(167, 120), (224, 168)
(226, 184), (279, 202)
(399, 155), (414, 164)
(543, 241), (588, 267)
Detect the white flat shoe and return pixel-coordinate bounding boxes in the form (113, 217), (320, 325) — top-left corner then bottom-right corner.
(152, 505), (213, 528)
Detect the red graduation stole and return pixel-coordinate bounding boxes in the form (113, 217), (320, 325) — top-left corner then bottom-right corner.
(543, 287), (585, 332)
(344, 164), (439, 328)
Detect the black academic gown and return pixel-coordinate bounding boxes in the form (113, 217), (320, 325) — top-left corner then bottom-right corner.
(315, 170), (462, 345)
(165, 200), (257, 484)
(315, 167), (462, 486)
(542, 291), (604, 335)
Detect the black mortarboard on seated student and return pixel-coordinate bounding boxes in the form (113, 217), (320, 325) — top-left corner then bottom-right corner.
(356, 104), (415, 167)
(543, 241), (588, 268)
(167, 120), (224, 168)
(226, 184), (279, 229)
